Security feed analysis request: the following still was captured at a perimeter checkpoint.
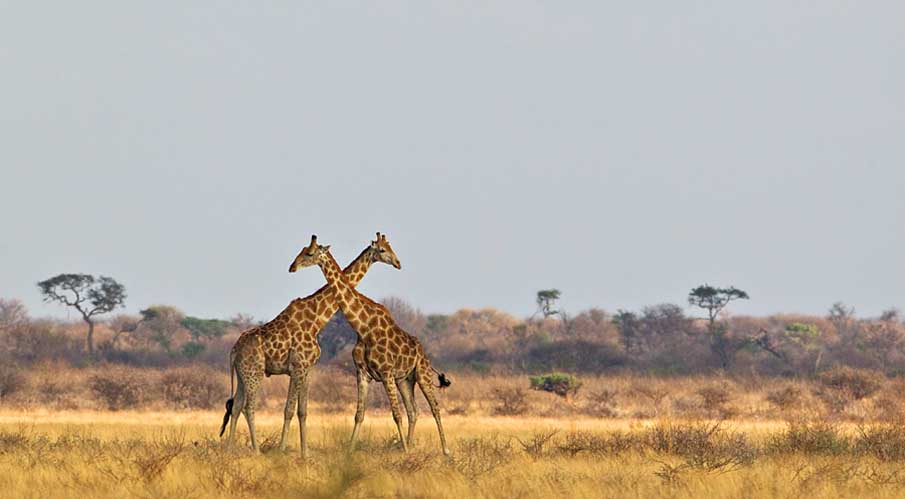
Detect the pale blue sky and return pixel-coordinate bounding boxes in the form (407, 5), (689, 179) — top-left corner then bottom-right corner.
(2, 2), (903, 321)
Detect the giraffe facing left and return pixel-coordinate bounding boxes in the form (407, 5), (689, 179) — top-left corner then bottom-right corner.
(220, 233), (401, 456)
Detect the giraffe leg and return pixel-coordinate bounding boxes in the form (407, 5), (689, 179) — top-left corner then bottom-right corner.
(382, 377), (408, 452)
(416, 363), (450, 456)
(243, 381), (260, 453)
(396, 376), (418, 446)
(278, 373), (300, 452)
(227, 377), (246, 446)
(297, 372), (310, 459)
(349, 368), (369, 446)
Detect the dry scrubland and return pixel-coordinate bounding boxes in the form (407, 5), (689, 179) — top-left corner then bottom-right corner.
(3, 368), (905, 497)
(5, 364), (905, 422)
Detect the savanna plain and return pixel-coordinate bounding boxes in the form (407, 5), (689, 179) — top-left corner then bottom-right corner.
(5, 296), (905, 497)
(5, 370), (905, 499)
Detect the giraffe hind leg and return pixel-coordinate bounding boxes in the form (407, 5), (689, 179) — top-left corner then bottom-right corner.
(227, 377), (246, 446)
(416, 362), (450, 456)
(243, 378), (261, 453)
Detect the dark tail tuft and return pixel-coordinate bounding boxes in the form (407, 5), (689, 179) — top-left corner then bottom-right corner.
(438, 373), (452, 389)
(219, 398), (234, 437)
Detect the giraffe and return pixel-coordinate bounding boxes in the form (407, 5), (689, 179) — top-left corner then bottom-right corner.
(220, 233), (401, 456)
(289, 235), (451, 456)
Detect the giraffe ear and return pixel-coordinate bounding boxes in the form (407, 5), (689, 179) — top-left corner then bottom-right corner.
(322, 245), (331, 252)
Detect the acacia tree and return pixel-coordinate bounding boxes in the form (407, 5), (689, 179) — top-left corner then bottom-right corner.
(137, 305), (185, 354)
(37, 274), (126, 358)
(535, 289), (562, 318)
(688, 284), (749, 368)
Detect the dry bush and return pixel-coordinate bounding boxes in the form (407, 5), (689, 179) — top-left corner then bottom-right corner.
(584, 388), (618, 417)
(515, 429), (559, 458)
(160, 367), (223, 409)
(645, 421), (755, 472)
(34, 376), (77, 408)
(631, 384), (669, 406)
(818, 366), (884, 400)
(89, 368), (149, 410)
(309, 368), (356, 412)
(491, 387), (528, 416)
(556, 431), (608, 456)
(768, 421), (850, 455)
(389, 449), (435, 473)
(208, 458), (277, 495)
(99, 435), (187, 485)
(672, 396), (703, 417)
(873, 397), (904, 423)
(854, 424), (905, 461)
(766, 386), (803, 411)
(452, 435), (514, 480)
(132, 435), (186, 483)
(697, 386), (732, 413)
(0, 364), (26, 400)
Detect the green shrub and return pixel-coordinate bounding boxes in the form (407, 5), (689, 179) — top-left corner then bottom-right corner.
(180, 341), (205, 359)
(529, 373), (582, 398)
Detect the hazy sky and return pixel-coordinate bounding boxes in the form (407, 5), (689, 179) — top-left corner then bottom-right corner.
(2, 2), (904, 322)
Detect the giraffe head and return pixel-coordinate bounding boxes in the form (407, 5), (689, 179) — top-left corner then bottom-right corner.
(288, 235), (331, 272)
(368, 232), (402, 269)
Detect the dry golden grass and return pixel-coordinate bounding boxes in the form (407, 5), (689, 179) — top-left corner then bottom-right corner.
(3, 409), (905, 498)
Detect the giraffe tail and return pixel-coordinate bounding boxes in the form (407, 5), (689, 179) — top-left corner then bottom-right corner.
(430, 364), (452, 389)
(219, 350), (237, 437)
(219, 399), (234, 438)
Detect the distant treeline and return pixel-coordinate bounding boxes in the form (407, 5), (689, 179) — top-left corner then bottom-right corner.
(1, 297), (904, 377)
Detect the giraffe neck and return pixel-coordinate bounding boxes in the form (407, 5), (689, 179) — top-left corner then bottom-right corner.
(317, 252), (373, 341)
(341, 247), (375, 289)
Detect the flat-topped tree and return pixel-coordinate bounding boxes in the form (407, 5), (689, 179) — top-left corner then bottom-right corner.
(688, 284), (749, 368)
(535, 289), (562, 318)
(37, 274), (126, 358)
(289, 235), (451, 455)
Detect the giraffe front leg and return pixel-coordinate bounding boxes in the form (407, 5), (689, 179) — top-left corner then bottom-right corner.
(382, 377), (408, 452)
(279, 373), (300, 452)
(350, 367), (369, 447)
(396, 376), (418, 447)
(297, 373), (310, 459)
